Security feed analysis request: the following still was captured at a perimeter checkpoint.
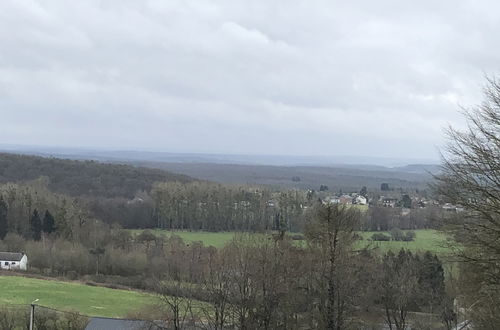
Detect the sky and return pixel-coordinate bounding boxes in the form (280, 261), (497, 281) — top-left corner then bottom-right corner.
(0, 0), (498, 161)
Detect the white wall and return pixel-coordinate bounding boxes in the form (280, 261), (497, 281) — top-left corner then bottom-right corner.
(0, 255), (27, 271)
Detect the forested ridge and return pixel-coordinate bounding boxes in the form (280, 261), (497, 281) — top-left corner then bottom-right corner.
(0, 152), (193, 198)
(0, 153), (442, 232)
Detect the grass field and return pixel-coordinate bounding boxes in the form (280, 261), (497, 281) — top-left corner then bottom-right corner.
(358, 230), (452, 254)
(129, 229), (236, 248)
(0, 276), (157, 317)
(130, 229), (453, 254)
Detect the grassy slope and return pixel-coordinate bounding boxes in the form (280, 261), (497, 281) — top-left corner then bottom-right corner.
(0, 276), (156, 317)
(130, 229), (451, 254)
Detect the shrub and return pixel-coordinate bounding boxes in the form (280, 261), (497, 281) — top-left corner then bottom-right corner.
(404, 231), (416, 242)
(66, 271), (78, 280)
(371, 233), (391, 241)
(390, 228), (405, 241)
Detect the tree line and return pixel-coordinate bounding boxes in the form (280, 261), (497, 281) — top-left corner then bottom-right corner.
(0, 203), (454, 329)
(0, 179), (102, 243)
(151, 182), (309, 232)
(0, 178), (444, 245)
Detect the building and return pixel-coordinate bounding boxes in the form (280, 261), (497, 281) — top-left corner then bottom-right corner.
(0, 252), (28, 270)
(323, 196), (340, 204)
(85, 317), (162, 330)
(339, 195), (353, 205)
(382, 198), (397, 208)
(354, 195), (368, 205)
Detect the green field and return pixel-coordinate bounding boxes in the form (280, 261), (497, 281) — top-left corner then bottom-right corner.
(0, 276), (157, 317)
(130, 229), (237, 248)
(130, 229), (453, 254)
(358, 230), (452, 254)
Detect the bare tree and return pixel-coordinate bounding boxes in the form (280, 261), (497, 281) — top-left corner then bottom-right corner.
(435, 76), (500, 328)
(376, 250), (419, 330)
(304, 203), (360, 330)
(155, 280), (195, 330)
(201, 247), (231, 330)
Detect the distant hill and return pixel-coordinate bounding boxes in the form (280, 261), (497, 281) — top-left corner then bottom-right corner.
(0, 153), (193, 198)
(136, 162), (434, 192)
(0, 145), (438, 167)
(393, 164), (441, 174)
(0, 146), (438, 193)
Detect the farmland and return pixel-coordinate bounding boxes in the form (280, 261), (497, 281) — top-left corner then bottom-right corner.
(358, 230), (452, 254)
(129, 229), (237, 248)
(130, 229), (452, 254)
(0, 276), (157, 318)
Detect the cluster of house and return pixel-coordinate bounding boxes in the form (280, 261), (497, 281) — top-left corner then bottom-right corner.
(442, 203), (465, 212)
(321, 193), (466, 214)
(0, 252), (28, 271)
(323, 194), (368, 205)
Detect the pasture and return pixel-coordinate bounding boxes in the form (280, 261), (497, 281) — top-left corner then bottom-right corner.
(358, 230), (452, 254)
(130, 229), (452, 254)
(0, 276), (157, 318)
(129, 229), (236, 248)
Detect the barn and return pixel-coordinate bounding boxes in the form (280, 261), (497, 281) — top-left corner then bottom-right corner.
(0, 252), (28, 270)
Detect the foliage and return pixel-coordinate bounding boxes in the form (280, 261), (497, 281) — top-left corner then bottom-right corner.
(359, 230), (450, 254)
(371, 232), (391, 241)
(42, 210), (55, 234)
(0, 196), (7, 239)
(152, 182), (308, 232)
(30, 209), (42, 241)
(401, 194), (412, 208)
(375, 250), (447, 330)
(0, 153), (192, 198)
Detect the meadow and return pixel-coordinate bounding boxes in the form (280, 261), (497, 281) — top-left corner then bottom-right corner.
(0, 276), (157, 318)
(358, 230), (452, 254)
(129, 229), (236, 248)
(130, 229), (453, 254)
(0, 230), (454, 319)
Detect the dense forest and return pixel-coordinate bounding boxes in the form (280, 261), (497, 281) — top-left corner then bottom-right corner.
(0, 153), (193, 198)
(138, 161), (432, 192)
(0, 153), (441, 232)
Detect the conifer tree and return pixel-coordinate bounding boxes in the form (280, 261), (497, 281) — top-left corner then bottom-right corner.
(42, 210), (55, 234)
(30, 209), (42, 241)
(0, 197), (7, 239)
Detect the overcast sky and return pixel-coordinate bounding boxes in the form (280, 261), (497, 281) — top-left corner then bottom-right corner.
(0, 0), (498, 161)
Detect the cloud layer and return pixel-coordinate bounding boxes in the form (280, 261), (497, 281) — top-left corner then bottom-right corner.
(1, 0), (498, 159)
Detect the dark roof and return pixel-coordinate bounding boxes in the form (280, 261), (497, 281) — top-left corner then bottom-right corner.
(85, 317), (161, 330)
(0, 252), (24, 261)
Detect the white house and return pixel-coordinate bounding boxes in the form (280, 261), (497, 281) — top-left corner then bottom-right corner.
(323, 196), (341, 204)
(0, 252), (28, 271)
(354, 195), (368, 205)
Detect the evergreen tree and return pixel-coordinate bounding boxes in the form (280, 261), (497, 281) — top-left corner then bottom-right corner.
(0, 197), (7, 239)
(42, 210), (55, 234)
(30, 209), (42, 241)
(401, 194), (412, 208)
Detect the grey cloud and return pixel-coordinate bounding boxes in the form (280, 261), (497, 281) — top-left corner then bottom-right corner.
(0, 0), (498, 159)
